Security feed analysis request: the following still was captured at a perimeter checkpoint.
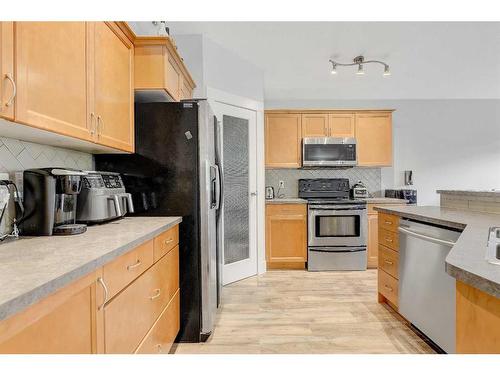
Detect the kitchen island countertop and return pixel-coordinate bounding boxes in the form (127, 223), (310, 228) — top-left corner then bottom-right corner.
(374, 205), (500, 298)
(0, 216), (182, 321)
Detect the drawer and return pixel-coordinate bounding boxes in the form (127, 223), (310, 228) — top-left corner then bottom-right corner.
(379, 213), (399, 233)
(135, 289), (180, 354)
(378, 245), (399, 279)
(378, 269), (398, 308)
(378, 228), (399, 251)
(103, 240), (154, 298)
(104, 246), (179, 353)
(266, 204), (306, 216)
(154, 225), (179, 262)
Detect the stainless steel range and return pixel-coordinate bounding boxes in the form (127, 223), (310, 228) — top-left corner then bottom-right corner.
(299, 178), (367, 271)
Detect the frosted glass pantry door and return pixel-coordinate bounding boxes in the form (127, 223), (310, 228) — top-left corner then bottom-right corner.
(213, 101), (258, 285)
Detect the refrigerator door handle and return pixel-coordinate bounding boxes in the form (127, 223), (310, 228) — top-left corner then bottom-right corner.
(214, 164), (222, 210)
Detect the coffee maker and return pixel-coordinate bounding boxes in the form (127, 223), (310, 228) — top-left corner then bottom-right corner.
(21, 168), (88, 235)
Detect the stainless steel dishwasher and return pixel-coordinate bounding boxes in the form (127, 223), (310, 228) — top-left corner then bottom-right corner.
(398, 219), (462, 353)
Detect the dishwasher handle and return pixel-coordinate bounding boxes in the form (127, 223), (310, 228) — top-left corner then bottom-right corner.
(398, 226), (456, 247)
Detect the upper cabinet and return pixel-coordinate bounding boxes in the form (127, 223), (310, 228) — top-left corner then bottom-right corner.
(265, 113), (302, 168)
(91, 22), (134, 152)
(133, 36), (195, 101)
(355, 112), (392, 167)
(329, 113), (355, 138)
(265, 110), (393, 168)
(0, 22), (14, 120)
(15, 22), (91, 141)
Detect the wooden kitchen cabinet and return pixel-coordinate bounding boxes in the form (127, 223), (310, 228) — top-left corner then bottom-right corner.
(91, 22), (134, 152)
(133, 35), (195, 102)
(0, 22), (14, 120)
(0, 270), (103, 354)
(328, 113), (355, 137)
(265, 113), (302, 168)
(15, 22), (91, 140)
(355, 112), (392, 166)
(302, 114), (328, 137)
(367, 211), (379, 268)
(266, 204), (307, 269)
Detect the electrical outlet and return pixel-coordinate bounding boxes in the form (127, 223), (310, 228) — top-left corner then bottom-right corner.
(278, 180), (285, 189)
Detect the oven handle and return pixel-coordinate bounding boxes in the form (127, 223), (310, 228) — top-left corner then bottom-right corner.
(309, 247), (366, 253)
(309, 206), (366, 211)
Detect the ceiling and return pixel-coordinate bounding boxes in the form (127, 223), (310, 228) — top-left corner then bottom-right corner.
(165, 22), (500, 101)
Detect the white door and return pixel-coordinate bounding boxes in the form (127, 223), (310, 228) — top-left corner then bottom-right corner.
(212, 101), (258, 285)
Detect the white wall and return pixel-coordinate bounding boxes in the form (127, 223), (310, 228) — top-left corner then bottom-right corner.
(266, 99), (500, 205)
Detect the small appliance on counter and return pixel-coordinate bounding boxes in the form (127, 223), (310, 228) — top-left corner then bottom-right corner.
(351, 180), (369, 199)
(21, 168), (88, 236)
(265, 186), (275, 199)
(385, 189), (417, 204)
(76, 171), (134, 224)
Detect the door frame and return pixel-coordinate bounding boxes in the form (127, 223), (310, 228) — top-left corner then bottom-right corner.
(207, 87), (266, 278)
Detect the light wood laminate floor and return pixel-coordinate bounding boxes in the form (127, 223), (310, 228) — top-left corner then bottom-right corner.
(172, 270), (435, 354)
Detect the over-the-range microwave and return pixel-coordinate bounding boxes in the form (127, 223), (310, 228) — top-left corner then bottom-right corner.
(302, 137), (357, 167)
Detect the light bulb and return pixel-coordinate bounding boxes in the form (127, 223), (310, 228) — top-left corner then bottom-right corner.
(383, 65), (391, 76)
(356, 64), (365, 75)
(331, 64), (337, 75)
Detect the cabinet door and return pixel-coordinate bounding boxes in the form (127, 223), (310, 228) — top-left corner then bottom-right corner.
(301, 114), (328, 137)
(0, 22), (14, 120)
(355, 113), (392, 166)
(15, 22), (91, 140)
(329, 113), (355, 138)
(92, 22), (134, 152)
(266, 204), (307, 267)
(165, 52), (181, 101)
(367, 213), (379, 269)
(265, 114), (302, 168)
(0, 272), (101, 354)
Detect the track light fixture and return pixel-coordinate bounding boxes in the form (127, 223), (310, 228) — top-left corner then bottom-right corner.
(329, 55), (390, 77)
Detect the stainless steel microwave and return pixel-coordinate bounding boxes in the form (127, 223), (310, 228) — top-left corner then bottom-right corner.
(302, 137), (357, 167)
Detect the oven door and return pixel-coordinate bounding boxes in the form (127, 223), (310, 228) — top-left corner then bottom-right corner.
(302, 137), (357, 167)
(308, 205), (367, 247)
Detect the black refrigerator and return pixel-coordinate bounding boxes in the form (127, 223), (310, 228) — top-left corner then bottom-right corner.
(95, 100), (221, 342)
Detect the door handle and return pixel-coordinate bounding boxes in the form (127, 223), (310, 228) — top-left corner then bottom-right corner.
(250, 191), (257, 197)
(97, 277), (109, 310)
(4, 73), (16, 107)
(214, 164), (221, 210)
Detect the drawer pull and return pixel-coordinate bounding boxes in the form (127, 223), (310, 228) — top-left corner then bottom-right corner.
(97, 277), (109, 310)
(384, 259), (394, 265)
(384, 221), (393, 225)
(126, 259), (142, 270)
(149, 288), (161, 300)
(385, 238), (393, 243)
(384, 285), (393, 292)
(157, 344), (162, 353)
(164, 238), (174, 245)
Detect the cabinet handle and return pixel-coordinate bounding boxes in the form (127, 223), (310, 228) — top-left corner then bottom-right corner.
(384, 259), (394, 265)
(385, 238), (393, 243)
(384, 285), (393, 292)
(157, 344), (162, 353)
(127, 259), (142, 270)
(97, 277), (109, 310)
(149, 288), (161, 300)
(164, 238), (174, 245)
(97, 115), (103, 138)
(90, 112), (96, 135)
(4, 73), (16, 107)
(384, 221), (393, 225)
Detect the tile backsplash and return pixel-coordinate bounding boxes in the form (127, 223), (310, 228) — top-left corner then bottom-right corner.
(0, 136), (93, 237)
(265, 168), (382, 198)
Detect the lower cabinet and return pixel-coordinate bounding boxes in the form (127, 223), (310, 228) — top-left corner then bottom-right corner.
(0, 224), (180, 354)
(266, 203), (307, 269)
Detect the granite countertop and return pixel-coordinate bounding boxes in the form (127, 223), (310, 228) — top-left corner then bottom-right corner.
(0, 216), (182, 321)
(374, 205), (500, 298)
(265, 198), (308, 204)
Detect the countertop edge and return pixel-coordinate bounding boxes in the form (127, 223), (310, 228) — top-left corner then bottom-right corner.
(0, 217), (182, 321)
(374, 206), (499, 299)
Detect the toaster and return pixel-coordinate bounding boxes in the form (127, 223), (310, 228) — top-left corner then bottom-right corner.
(76, 171), (134, 224)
